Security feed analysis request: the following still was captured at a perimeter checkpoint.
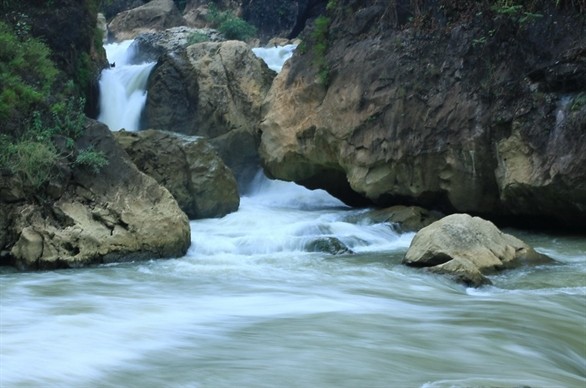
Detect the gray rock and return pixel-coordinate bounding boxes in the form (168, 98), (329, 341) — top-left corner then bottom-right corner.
(5, 120), (191, 270)
(402, 213), (552, 287)
(114, 129), (239, 219)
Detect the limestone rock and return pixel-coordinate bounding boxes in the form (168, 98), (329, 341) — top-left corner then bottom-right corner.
(108, 0), (186, 41)
(114, 129), (239, 219)
(347, 206), (443, 233)
(258, 0), (586, 227)
(6, 120), (191, 271)
(402, 214), (552, 287)
(145, 40), (275, 186)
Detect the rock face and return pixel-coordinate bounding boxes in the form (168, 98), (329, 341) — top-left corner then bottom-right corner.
(114, 129), (240, 219)
(2, 120), (191, 270)
(145, 40), (275, 186)
(259, 0), (586, 227)
(402, 214), (552, 287)
(132, 26), (223, 62)
(108, 0), (186, 41)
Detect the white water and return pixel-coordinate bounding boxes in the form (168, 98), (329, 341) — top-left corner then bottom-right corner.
(97, 40), (156, 131)
(2, 43), (584, 388)
(252, 44), (297, 73)
(1, 174), (585, 387)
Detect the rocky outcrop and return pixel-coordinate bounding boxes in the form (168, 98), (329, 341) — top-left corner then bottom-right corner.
(108, 0), (186, 41)
(259, 0), (586, 227)
(145, 40), (275, 186)
(114, 129), (239, 219)
(402, 214), (552, 287)
(132, 26), (223, 62)
(2, 120), (191, 270)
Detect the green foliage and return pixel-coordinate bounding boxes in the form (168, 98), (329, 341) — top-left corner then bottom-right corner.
(75, 147), (109, 174)
(187, 31), (210, 45)
(326, 0), (338, 11)
(2, 139), (58, 188)
(206, 3), (257, 41)
(0, 21), (58, 123)
(490, 1), (543, 25)
(571, 93), (586, 112)
(311, 15), (331, 86)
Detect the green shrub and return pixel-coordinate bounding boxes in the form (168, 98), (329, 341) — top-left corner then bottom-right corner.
(219, 17), (257, 41)
(0, 21), (58, 123)
(206, 3), (256, 41)
(311, 15), (331, 86)
(187, 31), (210, 45)
(75, 147), (109, 174)
(4, 140), (58, 188)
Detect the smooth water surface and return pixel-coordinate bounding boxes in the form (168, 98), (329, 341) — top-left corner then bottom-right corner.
(1, 176), (585, 387)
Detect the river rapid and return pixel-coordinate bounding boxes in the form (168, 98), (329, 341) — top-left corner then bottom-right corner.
(1, 174), (585, 388)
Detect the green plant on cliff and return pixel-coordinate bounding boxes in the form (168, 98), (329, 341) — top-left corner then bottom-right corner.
(206, 3), (256, 41)
(75, 146), (109, 174)
(0, 21), (57, 125)
(0, 22), (110, 188)
(187, 31), (210, 45)
(311, 15), (331, 86)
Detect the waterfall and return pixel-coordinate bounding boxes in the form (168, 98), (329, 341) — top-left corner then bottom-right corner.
(97, 40), (156, 132)
(252, 44), (297, 73)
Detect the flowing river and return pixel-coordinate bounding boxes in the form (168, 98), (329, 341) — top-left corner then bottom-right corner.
(1, 41), (584, 388)
(1, 174), (584, 387)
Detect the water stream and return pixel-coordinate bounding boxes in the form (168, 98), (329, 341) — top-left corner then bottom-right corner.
(97, 40), (156, 132)
(1, 43), (584, 388)
(1, 175), (584, 387)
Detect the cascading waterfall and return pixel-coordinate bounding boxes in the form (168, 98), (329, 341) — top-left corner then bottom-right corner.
(97, 40), (156, 131)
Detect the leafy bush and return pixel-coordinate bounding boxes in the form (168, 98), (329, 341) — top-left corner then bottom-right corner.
(0, 21), (57, 123)
(187, 31), (210, 45)
(206, 3), (256, 41)
(75, 147), (109, 174)
(2, 140), (58, 188)
(311, 15), (331, 86)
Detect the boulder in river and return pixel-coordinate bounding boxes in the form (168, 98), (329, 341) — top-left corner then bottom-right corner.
(145, 39), (275, 186)
(402, 213), (553, 287)
(4, 120), (191, 270)
(114, 129), (240, 219)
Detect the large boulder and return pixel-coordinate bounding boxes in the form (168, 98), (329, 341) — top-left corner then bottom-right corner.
(145, 40), (275, 186)
(402, 214), (552, 287)
(258, 0), (586, 227)
(3, 120), (191, 270)
(132, 26), (223, 63)
(114, 129), (240, 219)
(108, 0), (186, 41)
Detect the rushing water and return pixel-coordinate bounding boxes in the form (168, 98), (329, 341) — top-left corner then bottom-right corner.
(97, 40), (156, 132)
(1, 174), (585, 387)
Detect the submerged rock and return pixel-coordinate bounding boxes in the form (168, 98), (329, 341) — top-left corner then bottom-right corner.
(402, 214), (553, 287)
(305, 236), (352, 255)
(4, 120), (191, 271)
(114, 129), (239, 219)
(347, 206), (443, 233)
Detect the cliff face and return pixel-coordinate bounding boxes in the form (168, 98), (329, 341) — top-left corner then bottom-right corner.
(259, 0), (586, 227)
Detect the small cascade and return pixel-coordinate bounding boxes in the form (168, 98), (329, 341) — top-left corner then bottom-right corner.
(97, 40), (156, 131)
(252, 44), (297, 73)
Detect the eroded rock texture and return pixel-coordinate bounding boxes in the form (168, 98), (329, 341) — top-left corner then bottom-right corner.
(145, 40), (276, 186)
(403, 213), (552, 287)
(114, 129), (240, 219)
(2, 121), (190, 270)
(259, 0), (586, 227)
